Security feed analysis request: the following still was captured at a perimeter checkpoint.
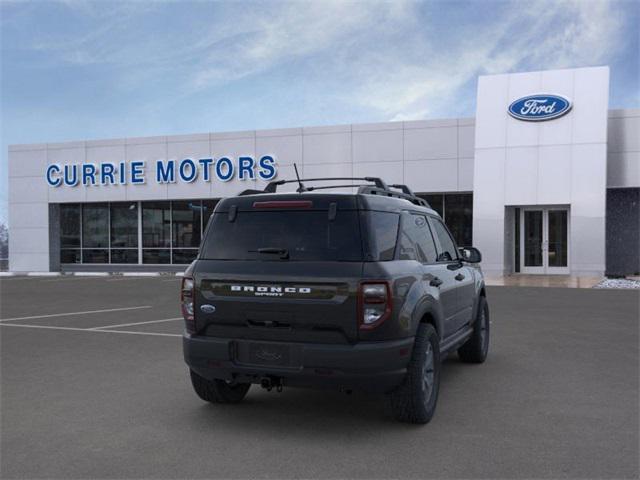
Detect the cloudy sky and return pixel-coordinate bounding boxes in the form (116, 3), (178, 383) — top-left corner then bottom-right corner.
(1, 0), (638, 224)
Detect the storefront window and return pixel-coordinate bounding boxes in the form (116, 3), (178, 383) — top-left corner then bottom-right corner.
(445, 194), (473, 247)
(142, 249), (170, 264)
(142, 202), (171, 248)
(83, 249), (109, 264)
(417, 193), (473, 247)
(60, 249), (81, 263)
(59, 198), (221, 266)
(110, 202), (138, 264)
(111, 249), (138, 264)
(111, 203), (138, 248)
(60, 204), (81, 248)
(172, 201), (202, 248)
(172, 248), (198, 264)
(60, 204), (81, 263)
(421, 194), (444, 218)
(171, 200), (201, 264)
(82, 204), (109, 248)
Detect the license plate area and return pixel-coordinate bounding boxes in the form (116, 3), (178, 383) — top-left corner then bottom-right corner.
(234, 341), (299, 368)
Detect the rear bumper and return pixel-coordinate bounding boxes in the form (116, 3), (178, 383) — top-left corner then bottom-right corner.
(183, 334), (414, 393)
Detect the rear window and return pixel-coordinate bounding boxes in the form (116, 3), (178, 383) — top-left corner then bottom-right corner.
(201, 211), (363, 261)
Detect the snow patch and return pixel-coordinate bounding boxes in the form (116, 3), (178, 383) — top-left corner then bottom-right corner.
(593, 279), (640, 289)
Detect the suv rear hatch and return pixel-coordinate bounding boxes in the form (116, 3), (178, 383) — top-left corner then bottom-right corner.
(193, 194), (364, 344)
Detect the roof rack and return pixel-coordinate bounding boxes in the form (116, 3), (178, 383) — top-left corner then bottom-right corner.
(240, 177), (431, 208)
(263, 177), (388, 193)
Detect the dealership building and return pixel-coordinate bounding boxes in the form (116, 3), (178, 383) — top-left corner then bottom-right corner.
(7, 66), (640, 276)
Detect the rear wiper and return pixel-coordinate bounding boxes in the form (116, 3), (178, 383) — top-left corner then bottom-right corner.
(249, 247), (290, 260)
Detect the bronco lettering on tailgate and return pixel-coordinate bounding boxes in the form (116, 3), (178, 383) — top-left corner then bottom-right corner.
(230, 285), (312, 297)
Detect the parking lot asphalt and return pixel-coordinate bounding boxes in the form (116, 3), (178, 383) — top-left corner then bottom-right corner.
(0, 277), (638, 479)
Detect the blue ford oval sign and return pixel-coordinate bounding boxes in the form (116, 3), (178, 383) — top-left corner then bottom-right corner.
(508, 94), (572, 121)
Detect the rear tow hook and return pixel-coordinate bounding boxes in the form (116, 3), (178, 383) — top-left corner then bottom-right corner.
(260, 376), (284, 392)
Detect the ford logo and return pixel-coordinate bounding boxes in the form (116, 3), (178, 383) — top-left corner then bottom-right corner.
(508, 94), (572, 121)
(200, 304), (216, 314)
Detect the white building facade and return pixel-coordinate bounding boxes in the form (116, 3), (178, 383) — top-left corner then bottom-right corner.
(8, 66), (640, 276)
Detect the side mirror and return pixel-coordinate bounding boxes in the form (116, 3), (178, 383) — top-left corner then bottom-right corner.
(459, 247), (482, 263)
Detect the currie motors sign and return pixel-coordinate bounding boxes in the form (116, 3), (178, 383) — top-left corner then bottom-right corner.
(45, 155), (277, 187)
(508, 94), (572, 121)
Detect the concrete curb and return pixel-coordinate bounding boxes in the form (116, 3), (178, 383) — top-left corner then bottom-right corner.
(2, 271), (186, 278)
(71, 272), (110, 277)
(121, 272), (162, 277)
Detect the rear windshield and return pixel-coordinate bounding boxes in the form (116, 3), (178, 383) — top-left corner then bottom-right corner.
(201, 211), (363, 261)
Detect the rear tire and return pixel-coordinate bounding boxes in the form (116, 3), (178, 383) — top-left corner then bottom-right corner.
(189, 370), (251, 404)
(388, 323), (441, 424)
(458, 296), (490, 363)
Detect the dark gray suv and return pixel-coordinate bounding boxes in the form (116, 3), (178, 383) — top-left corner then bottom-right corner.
(182, 177), (489, 424)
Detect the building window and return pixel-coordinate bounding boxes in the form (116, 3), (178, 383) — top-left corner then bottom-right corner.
(60, 199), (220, 266)
(82, 203), (109, 263)
(421, 194), (444, 218)
(171, 201), (201, 264)
(445, 194), (473, 248)
(416, 193), (473, 247)
(142, 201), (171, 264)
(110, 202), (138, 264)
(60, 204), (81, 263)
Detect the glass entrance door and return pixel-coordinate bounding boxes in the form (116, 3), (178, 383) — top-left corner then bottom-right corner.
(519, 208), (569, 274)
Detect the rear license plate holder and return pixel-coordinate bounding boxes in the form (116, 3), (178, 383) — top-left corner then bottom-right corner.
(236, 342), (293, 367)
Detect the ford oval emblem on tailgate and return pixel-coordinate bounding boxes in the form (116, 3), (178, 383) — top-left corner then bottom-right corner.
(200, 304), (216, 314)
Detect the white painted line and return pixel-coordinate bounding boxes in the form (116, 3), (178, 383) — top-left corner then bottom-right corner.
(42, 276), (103, 283)
(105, 277), (148, 282)
(27, 272), (61, 277)
(0, 306), (152, 322)
(0, 323), (181, 338)
(122, 272), (161, 277)
(90, 317), (182, 330)
(72, 272), (110, 277)
(0, 272), (16, 277)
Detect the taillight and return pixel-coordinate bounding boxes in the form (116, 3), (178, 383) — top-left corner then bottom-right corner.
(181, 277), (195, 333)
(358, 282), (392, 330)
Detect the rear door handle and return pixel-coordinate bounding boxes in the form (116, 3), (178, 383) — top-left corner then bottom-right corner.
(429, 277), (443, 287)
(455, 273), (465, 281)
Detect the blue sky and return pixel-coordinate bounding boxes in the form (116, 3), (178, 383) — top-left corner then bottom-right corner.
(1, 0), (638, 225)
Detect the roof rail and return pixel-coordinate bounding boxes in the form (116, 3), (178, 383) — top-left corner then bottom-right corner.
(357, 185), (430, 208)
(263, 177), (388, 193)
(240, 176), (431, 208)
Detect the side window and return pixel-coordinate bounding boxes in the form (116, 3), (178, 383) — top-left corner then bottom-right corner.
(366, 211), (399, 261)
(430, 218), (458, 262)
(398, 214), (438, 263)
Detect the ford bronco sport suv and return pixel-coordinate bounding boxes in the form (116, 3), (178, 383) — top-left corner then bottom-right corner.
(182, 177), (489, 424)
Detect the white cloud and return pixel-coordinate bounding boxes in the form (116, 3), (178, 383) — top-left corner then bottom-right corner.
(8, 0), (630, 121)
(350, 0), (626, 121)
(189, 1), (415, 91)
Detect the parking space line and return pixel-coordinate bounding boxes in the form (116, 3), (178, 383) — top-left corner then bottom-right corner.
(0, 306), (152, 322)
(42, 277), (107, 283)
(0, 277), (46, 282)
(90, 317), (182, 330)
(105, 277), (152, 282)
(0, 323), (181, 337)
